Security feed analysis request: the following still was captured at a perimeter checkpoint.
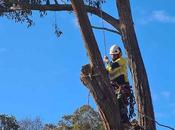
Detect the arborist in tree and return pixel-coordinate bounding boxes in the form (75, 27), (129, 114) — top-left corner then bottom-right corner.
(103, 44), (135, 128)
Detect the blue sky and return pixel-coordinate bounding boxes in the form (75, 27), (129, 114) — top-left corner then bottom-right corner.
(0, 0), (175, 129)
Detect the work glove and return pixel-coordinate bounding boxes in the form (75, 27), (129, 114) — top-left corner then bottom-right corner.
(103, 56), (110, 64)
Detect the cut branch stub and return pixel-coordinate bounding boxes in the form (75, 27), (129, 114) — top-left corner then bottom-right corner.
(80, 64), (102, 103)
(80, 64), (110, 130)
(80, 64), (123, 130)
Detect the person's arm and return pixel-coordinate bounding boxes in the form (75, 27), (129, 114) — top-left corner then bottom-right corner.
(103, 56), (111, 72)
(103, 56), (110, 64)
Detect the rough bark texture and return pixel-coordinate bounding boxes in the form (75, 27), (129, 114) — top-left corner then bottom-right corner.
(116, 0), (156, 130)
(70, 0), (123, 130)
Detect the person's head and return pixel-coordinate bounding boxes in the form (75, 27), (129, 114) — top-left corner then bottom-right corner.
(109, 45), (122, 61)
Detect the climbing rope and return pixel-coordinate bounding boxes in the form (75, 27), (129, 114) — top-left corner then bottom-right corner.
(134, 108), (175, 130)
(83, 73), (174, 130)
(87, 91), (91, 106)
(99, 3), (107, 56)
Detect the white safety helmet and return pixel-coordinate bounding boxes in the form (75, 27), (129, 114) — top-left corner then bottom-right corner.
(109, 45), (121, 55)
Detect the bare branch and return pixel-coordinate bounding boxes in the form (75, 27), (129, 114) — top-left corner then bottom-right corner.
(91, 25), (121, 35)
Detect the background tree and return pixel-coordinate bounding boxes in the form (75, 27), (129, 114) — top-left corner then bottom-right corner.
(57, 105), (104, 130)
(0, 114), (19, 130)
(18, 117), (43, 130)
(0, 106), (104, 130)
(43, 124), (57, 130)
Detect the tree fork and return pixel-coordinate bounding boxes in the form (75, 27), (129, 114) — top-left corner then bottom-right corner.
(116, 0), (156, 130)
(70, 0), (123, 129)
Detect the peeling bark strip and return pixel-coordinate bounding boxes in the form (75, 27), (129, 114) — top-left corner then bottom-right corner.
(116, 0), (156, 130)
(70, 0), (123, 129)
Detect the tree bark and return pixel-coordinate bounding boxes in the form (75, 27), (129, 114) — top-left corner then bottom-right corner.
(70, 0), (123, 130)
(116, 0), (156, 130)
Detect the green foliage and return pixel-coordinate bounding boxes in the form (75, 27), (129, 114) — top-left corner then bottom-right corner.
(0, 0), (106, 26)
(43, 123), (57, 130)
(0, 105), (104, 130)
(85, 0), (106, 8)
(57, 105), (104, 130)
(18, 117), (43, 130)
(4, 10), (34, 27)
(0, 114), (19, 130)
(0, 0), (106, 37)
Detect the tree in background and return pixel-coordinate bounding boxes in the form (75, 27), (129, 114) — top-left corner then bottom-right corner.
(43, 124), (57, 130)
(0, 114), (19, 130)
(18, 117), (43, 130)
(0, 105), (103, 130)
(57, 105), (104, 130)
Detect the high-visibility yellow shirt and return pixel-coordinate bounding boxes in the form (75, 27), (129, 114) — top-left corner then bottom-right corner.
(106, 57), (129, 84)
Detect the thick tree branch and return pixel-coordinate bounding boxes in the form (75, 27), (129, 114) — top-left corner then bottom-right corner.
(0, 4), (120, 30)
(92, 25), (121, 35)
(116, 0), (156, 130)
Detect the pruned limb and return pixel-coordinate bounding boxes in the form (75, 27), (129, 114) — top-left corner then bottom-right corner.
(80, 64), (123, 130)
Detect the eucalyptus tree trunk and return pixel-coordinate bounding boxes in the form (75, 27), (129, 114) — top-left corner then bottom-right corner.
(70, 0), (123, 130)
(116, 0), (156, 130)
